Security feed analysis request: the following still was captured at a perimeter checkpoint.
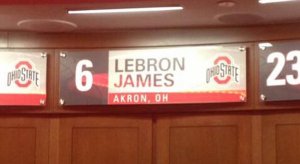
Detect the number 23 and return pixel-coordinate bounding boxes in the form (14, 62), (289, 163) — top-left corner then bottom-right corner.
(267, 50), (300, 86)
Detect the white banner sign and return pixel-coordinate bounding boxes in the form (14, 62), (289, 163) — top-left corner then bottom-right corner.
(0, 52), (47, 106)
(108, 46), (246, 104)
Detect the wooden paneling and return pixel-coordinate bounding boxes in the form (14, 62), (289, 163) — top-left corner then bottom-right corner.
(59, 116), (152, 164)
(0, 32), (8, 48)
(262, 113), (300, 164)
(156, 115), (252, 164)
(252, 115), (262, 164)
(0, 117), (49, 164)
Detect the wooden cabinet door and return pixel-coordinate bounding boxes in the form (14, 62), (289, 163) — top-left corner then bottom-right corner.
(156, 114), (252, 164)
(59, 116), (152, 164)
(0, 117), (49, 164)
(262, 113), (300, 164)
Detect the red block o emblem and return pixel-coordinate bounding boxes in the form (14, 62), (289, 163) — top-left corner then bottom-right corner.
(213, 56), (231, 84)
(15, 61), (32, 88)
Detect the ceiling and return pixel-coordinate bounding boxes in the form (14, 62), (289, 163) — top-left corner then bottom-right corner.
(0, 0), (300, 33)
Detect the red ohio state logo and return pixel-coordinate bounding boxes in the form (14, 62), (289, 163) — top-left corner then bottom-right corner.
(7, 60), (40, 88)
(206, 56), (239, 84)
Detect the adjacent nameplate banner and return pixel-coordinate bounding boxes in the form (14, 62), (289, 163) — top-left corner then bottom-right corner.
(60, 46), (246, 105)
(260, 41), (300, 101)
(0, 52), (47, 106)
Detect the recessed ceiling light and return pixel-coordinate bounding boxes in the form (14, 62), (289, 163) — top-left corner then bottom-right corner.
(259, 42), (273, 50)
(259, 0), (296, 4)
(17, 19), (77, 33)
(218, 1), (236, 8)
(68, 6), (183, 14)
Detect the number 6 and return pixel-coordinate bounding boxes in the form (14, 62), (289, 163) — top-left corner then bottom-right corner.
(75, 60), (93, 92)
